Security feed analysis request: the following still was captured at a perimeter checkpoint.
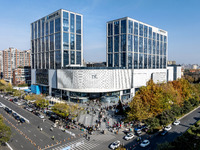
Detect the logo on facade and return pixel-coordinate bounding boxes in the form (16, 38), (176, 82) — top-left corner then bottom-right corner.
(92, 75), (97, 79)
(47, 12), (60, 20)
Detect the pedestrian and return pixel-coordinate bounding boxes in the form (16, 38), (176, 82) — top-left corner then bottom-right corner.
(52, 136), (54, 140)
(85, 134), (87, 139)
(40, 128), (42, 131)
(88, 136), (90, 141)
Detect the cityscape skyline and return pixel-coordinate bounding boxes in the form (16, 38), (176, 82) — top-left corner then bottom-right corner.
(0, 0), (199, 64)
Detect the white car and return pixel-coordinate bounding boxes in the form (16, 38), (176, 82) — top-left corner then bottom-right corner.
(124, 133), (134, 140)
(173, 120), (180, 125)
(164, 125), (172, 131)
(140, 140), (150, 147)
(110, 140), (120, 149)
(38, 114), (44, 119)
(26, 107), (33, 112)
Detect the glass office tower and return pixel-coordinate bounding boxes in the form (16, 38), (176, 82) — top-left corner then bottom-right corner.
(107, 17), (167, 69)
(31, 9), (83, 69)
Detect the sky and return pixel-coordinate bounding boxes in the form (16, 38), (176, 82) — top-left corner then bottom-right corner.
(0, 0), (200, 64)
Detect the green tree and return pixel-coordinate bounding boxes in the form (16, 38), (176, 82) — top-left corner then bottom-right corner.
(35, 99), (49, 108)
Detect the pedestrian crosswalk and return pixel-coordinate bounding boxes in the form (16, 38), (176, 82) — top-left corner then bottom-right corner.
(51, 134), (116, 150)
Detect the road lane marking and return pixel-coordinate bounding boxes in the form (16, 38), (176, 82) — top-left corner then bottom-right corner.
(34, 134), (36, 137)
(28, 130), (31, 132)
(15, 140), (18, 142)
(21, 145), (23, 148)
(40, 139), (43, 141)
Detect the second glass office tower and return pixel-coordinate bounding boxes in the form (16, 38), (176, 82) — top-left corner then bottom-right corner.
(107, 17), (167, 69)
(31, 9), (83, 69)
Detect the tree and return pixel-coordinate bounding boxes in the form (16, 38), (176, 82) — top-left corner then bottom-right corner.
(35, 99), (49, 109)
(0, 115), (11, 145)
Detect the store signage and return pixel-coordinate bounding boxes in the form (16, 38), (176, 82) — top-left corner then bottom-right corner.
(159, 29), (166, 34)
(92, 75), (97, 79)
(47, 12), (60, 20)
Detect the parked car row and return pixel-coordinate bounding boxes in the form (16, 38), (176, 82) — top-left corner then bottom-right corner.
(4, 107), (25, 123)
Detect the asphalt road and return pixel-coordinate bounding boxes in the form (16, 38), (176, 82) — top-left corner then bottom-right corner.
(1, 95), (200, 150)
(0, 97), (84, 150)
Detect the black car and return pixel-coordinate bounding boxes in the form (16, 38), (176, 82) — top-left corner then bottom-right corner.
(160, 130), (168, 136)
(19, 118), (25, 123)
(14, 115), (20, 120)
(7, 109), (12, 114)
(4, 107), (9, 112)
(12, 113), (18, 118)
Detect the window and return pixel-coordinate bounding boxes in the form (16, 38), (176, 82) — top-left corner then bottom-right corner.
(50, 51), (54, 69)
(164, 43), (167, 55)
(139, 54), (143, 69)
(42, 37), (45, 52)
(46, 52), (49, 69)
(139, 24), (143, 36)
(134, 22), (138, 35)
(153, 40), (156, 54)
(108, 23), (113, 36)
(63, 32), (69, 49)
(31, 24), (34, 40)
(38, 39), (41, 52)
(114, 36), (119, 52)
(128, 34), (132, 51)
(128, 20), (133, 34)
(139, 37), (143, 53)
(50, 20), (54, 34)
(153, 32), (156, 40)
(46, 36), (49, 52)
(35, 22), (37, 39)
(164, 36), (167, 43)
(50, 35), (54, 50)
(63, 51), (69, 66)
(42, 53), (45, 69)
(144, 25), (148, 37)
(156, 55), (159, 68)
(152, 55), (155, 69)
(160, 56), (162, 68)
(32, 54), (34, 69)
(55, 33), (61, 50)
(71, 51), (75, 64)
(31, 40), (34, 53)
(38, 20), (40, 38)
(55, 51), (61, 69)
(160, 42), (163, 55)
(157, 33), (159, 41)
(134, 36), (138, 52)
(144, 54), (147, 69)
(63, 12), (69, 32)
(114, 21), (119, 35)
(121, 20), (126, 34)
(121, 35), (126, 52)
(114, 53), (119, 67)
(55, 18), (60, 32)
(108, 54), (113, 67)
(76, 15), (81, 34)
(76, 35), (81, 50)
(70, 14), (75, 33)
(157, 41), (159, 55)
(144, 38), (147, 53)
(160, 35), (163, 42)
(70, 34), (75, 50)
(148, 39), (152, 54)
(76, 51), (81, 64)
(121, 53), (126, 67)
(128, 53), (132, 68)
(108, 37), (113, 52)
(134, 53), (138, 69)
(42, 19), (45, 37)
(148, 55), (151, 69)
(46, 22), (48, 35)
(149, 27), (152, 38)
